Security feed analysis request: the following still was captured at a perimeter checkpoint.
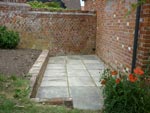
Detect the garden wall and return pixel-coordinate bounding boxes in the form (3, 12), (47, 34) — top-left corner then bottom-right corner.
(0, 2), (96, 55)
(84, 0), (150, 71)
(136, 3), (150, 68)
(1, 0), (26, 3)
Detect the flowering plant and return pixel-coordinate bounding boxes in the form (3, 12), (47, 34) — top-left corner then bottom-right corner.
(100, 67), (150, 113)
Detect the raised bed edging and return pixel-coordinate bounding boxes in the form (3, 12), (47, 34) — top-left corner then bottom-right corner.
(28, 50), (73, 107)
(28, 50), (49, 98)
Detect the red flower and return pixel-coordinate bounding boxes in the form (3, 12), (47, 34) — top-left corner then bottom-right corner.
(101, 79), (106, 85)
(116, 78), (121, 84)
(111, 71), (118, 75)
(134, 67), (144, 75)
(129, 74), (138, 83)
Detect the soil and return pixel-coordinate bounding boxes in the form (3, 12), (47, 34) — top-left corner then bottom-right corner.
(0, 49), (41, 76)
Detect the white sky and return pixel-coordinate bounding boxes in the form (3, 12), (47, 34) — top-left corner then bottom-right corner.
(80, 0), (85, 6)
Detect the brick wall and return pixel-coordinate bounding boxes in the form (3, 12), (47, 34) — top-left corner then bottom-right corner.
(1, 0), (26, 3)
(0, 2), (96, 56)
(84, 0), (150, 71)
(137, 1), (150, 68)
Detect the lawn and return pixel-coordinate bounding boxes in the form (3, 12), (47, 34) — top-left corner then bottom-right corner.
(0, 74), (101, 113)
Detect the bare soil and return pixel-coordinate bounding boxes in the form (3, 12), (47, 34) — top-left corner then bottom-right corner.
(0, 49), (41, 76)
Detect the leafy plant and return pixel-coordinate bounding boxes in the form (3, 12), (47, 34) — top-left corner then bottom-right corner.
(27, 0), (63, 10)
(100, 67), (150, 113)
(126, 0), (149, 16)
(144, 56), (150, 76)
(44, 2), (61, 8)
(0, 26), (20, 49)
(28, 0), (47, 9)
(13, 88), (29, 99)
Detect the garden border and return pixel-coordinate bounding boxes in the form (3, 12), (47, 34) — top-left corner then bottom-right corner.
(29, 50), (49, 98)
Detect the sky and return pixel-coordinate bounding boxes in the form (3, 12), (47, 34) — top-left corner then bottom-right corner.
(80, 0), (84, 6)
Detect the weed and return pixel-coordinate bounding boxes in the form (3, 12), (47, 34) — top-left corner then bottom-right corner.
(0, 74), (101, 113)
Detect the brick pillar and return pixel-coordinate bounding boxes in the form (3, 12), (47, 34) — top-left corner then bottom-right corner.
(137, 1), (150, 68)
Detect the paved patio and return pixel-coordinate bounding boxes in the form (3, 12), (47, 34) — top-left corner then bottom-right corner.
(36, 55), (105, 110)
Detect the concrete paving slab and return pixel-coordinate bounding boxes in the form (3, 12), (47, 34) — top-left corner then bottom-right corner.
(41, 76), (67, 86)
(85, 63), (105, 70)
(68, 69), (90, 77)
(88, 70), (103, 76)
(48, 59), (66, 64)
(50, 56), (66, 60)
(81, 55), (99, 60)
(72, 98), (104, 110)
(36, 86), (69, 99)
(70, 86), (103, 110)
(68, 76), (95, 86)
(91, 76), (102, 87)
(67, 55), (81, 60)
(83, 60), (102, 64)
(44, 69), (66, 77)
(46, 64), (65, 70)
(67, 60), (82, 65)
(67, 64), (86, 70)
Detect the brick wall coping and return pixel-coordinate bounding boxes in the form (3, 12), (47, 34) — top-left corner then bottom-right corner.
(0, 1), (30, 7)
(30, 8), (95, 13)
(27, 11), (96, 16)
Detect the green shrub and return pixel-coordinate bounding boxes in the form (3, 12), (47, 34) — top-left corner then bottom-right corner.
(27, 1), (47, 9)
(27, 0), (62, 10)
(44, 2), (61, 8)
(100, 67), (150, 113)
(0, 26), (20, 49)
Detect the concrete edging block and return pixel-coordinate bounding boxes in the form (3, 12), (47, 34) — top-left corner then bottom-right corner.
(28, 50), (49, 98)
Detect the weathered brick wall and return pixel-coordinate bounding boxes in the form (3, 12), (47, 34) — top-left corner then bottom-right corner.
(84, 0), (138, 71)
(0, 2), (96, 56)
(137, 1), (150, 68)
(1, 0), (26, 3)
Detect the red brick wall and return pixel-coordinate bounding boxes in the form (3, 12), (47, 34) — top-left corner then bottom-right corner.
(85, 0), (138, 72)
(0, 2), (96, 56)
(137, 1), (150, 68)
(1, 0), (26, 3)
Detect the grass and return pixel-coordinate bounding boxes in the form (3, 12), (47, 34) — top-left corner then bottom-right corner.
(0, 74), (101, 113)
